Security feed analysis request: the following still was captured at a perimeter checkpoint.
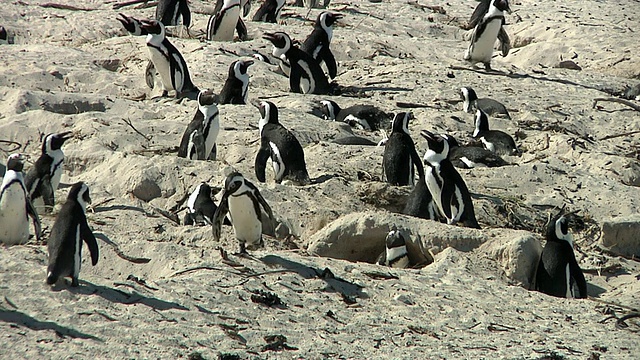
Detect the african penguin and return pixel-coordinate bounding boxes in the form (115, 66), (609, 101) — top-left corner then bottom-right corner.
(0, 154), (42, 246)
(25, 131), (72, 213)
(467, 0), (511, 57)
(263, 31), (331, 95)
(382, 112), (424, 186)
(117, 13), (147, 36)
(212, 172), (276, 254)
(0, 26), (8, 45)
(252, 0), (286, 23)
(377, 228), (410, 269)
(184, 182), (217, 226)
(178, 89), (220, 160)
(472, 109), (518, 156)
(156, 0), (191, 30)
(460, 87), (511, 119)
(301, 12), (343, 79)
(535, 211), (587, 299)
(219, 59), (254, 105)
(46, 182), (99, 287)
(320, 99), (391, 131)
(207, 0), (241, 41)
(252, 52), (275, 65)
(141, 19), (199, 99)
(255, 101), (310, 185)
(463, 0), (511, 70)
(421, 130), (480, 229)
(403, 176), (439, 221)
(442, 134), (509, 169)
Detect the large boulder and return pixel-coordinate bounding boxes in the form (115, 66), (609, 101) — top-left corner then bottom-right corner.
(600, 216), (640, 258)
(479, 232), (542, 289)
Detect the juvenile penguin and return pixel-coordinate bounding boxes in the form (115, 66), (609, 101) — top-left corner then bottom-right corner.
(184, 182), (217, 226)
(535, 211), (587, 299)
(212, 172), (276, 254)
(377, 228), (410, 269)
(0, 154), (42, 245)
(382, 112), (424, 186)
(252, 0), (286, 23)
(442, 134), (509, 169)
(141, 19), (199, 98)
(463, 0), (511, 70)
(472, 109), (518, 156)
(460, 87), (511, 119)
(320, 99), (391, 131)
(421, 130), (480, 228)
(178, 89), (220, 160)
(46, 182), (99, 287)
(207, 0), (241, 41)
(255, 101), (310, 185)
(156, 0), (191, 30)
(403, 176), (439, 221)
(301, 12), (343, 79)
(263, 31), (331, 95)
(219, 59), (254, 105)
(25, 131), (72, 212)
(467, 0), (511, 57)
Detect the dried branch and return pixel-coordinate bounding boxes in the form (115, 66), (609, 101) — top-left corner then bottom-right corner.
(592, 98), (640, 112)
(122, 118), (152, 141)
(112, 0), (151, 10)
(40, 3), (96, 11)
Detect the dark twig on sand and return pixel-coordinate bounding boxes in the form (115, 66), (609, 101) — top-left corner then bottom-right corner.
(592, 98), (640, 112)
(112, 0), (150, 10)
(599, 130), (640, 141)
(40, 3), (96, 11)
(407, 1), (447, 14)
(122, 118), (152, 141)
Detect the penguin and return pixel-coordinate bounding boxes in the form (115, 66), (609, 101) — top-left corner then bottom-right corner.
(117, 14), (157, 89)
(319, 99), (391, 131)
(255, 101), (310, 185)
(252, 0), (286, 23)
(219, 59), (254, 105)
(46, 182), (99, 287)
(403, 176), (439, 221)
(300, 12), (343, 79)
(141, 19), (199, 99)
(467, 0), (511, 57)
(263, 31), (331, 95)
(207, 0), (241, 41)
(25, 131), (72, 212)
(252, 52), (275, 65)
(178, 89), (220, 160)
(535, 211), (587, 299)
(459, 86), (511, 119)
(0, 26), (8, 45)
(155, 0), (191, 30)
(472, 109), (518, 156)
(0, 154), (42, 246)
(382, 112), (424, 186)
(376, 228), (410, 269)
(184, 182), (217, 226)
(421, 130), (480, 229)
(442, 134), (509, 169)
(212, 172), (276, 254)
(463, 0), (511, 70)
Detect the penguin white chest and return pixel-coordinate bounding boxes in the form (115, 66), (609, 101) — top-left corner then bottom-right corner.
(74, 224), (82, 277)
(148, 46), (175, 92)
(296, 62), (315, 94)
(211, 7), (240, 41)
(202, 114), (220, 158)
(466, 19), (502, 63)
(0, 185), (30, 245)
(50, 151), (64, 191)
(228, 194), (262, 245)
(425, 165), (445, 215)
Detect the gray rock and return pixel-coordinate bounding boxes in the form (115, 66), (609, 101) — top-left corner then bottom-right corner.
(132, 178), (162, 202)
(601, 216), (640, 258)
(479, 232), (542, 289)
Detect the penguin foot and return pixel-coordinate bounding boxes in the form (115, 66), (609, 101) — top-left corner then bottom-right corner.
(483, 62), (492, 71)
(71, 277), (79, 287)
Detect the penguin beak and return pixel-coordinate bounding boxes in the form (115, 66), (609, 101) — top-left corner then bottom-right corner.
(245, 60), (254, 67)
(262, 33), (276, 42)
(420, 130), (435, 141)
(58, 131), (73, 143)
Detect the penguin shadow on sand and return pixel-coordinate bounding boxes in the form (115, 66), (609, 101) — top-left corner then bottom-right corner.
(0, 308), (102, 341)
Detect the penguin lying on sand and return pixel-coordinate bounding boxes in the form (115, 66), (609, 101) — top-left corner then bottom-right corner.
(442, 134), (509, 169)
(376, 228), (410, 269)
(319, 99), (391, 131)
(460, 86), (511, 119)
(472, 109), (518, 156)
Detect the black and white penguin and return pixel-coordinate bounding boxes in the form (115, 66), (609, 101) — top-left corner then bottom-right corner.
(463, 0), (511, 70)
(219, 59), (254, 105)
(421, 130), (480, 229)
(25, 131), (72, 212)
(377, 228), (410, 269)
(301, 12), (343, 79)
(156, 0), (191, 30)
(319, 99), (391, 131)
(472, 109), (518, 156)
(117, 13), (147, 36)
(46, 182), (99, 287)
(442, 134), (509, 169)
(252, 52), (275, 65)
(212, 172), (276, 254)
(0, 154), (42, 245)
(141, 19), (199, 99)
(467, 0), (511, 57)
(178, 89), (220, 160)
(535, 212), (587, 299)
(459, 87), (511, 119)
(184, 182), (217, 226)
(263, 31), (331, 95)
(0, 26), (8, 45)
(403, 176), (439, 221)
(207, 0), (242, 41)
(252, 0), (286, 23)
(382, 112), (424, 186)
(255, 101), (310, 185)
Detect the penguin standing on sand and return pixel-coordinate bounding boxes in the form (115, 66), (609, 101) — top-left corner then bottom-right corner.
(207, 0), (242, 41)
(178, 89), (220, 160)
(117, 14), (157, 89)
(319, 99), (391, 131)
(536, 211), (587, 299)
(459, 87), (511, 119)
(263, 31), (331, 95)
(467, 0), (511, 57)
(472, 109), (518, 156)
(421, 130), (480, 228)
(141, 19), (199, 99)
(219, 59), (254, 105)
(376, 228), (410, 269)
(382, 112), (424, 186)
(301, 12), (343, 79)
(253, 0), (286, 23)
(255, 101), (310, 185)
(46, 182), (99, 287)
(212, 172), (276, 254)
(156, 0), (191, 31)
(464, 0), (511, 70)
(442, 134), (509, 169)
(25, 131), (72, 212)
(184, 182), (217, 226)
(0, 154), (42, 245)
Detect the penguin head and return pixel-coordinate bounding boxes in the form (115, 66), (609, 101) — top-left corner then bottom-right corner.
(259, 101), (279, 132)
(473, 109), (490, 137)
(263, 32), (292, 58)
(460, 87), (478, 113)
(421, 130), (450, 164)
(492, 0), (511, 14)
(441, 134), (460, 149)
(68, 182), (91, 209)
(230, 59), (254, 79)
(117, 13), (144, 36)
(43, 131), (72, 154)
(197, 182), (212, 197)
(391, 112), (411, 135)
(546, 212), (574, 247)
(385, 228), (406, 249)
(318, 12), (344, 29)
(197, 89), (218, 107)
(320, 100), (340, 120)
(140, 19), (165, 37)
(224, 172), (247, 195)
(6, 153), (26, 172)
(252, 52), (272, 65)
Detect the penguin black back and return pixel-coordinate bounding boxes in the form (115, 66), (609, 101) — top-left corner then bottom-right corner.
(156, 0), (191, 28)
(252, 0), (285, 23)
(25, 132), (72, 211)
(300, 12), (343, 79)
(382, 112), (424, 186)
(442, 134), (509, 169)
(472, 109), (518, 156)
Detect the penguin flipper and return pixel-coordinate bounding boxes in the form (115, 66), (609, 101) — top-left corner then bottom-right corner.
(81, 221), (99, 266)
(409, 146), (425, 182)
(254, 141), (271, 182)
(569, 256), (588, 298)
(468, 0), (490, 29)
(26, 197), (42, 241)
(440, 179), (456, 222)
(498, 27), (510, 57)
(208, 143), (217, 161)
(288, 65), (303, 94)
(212, 192), (230, 241)
(145, 60), (156, 89)
(236, 18), (248, 41)
(255, 188), (275, 223)
(180, 1), (191, 28)
(320, 47), (338, 79)
(40, 176), (55, 210)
